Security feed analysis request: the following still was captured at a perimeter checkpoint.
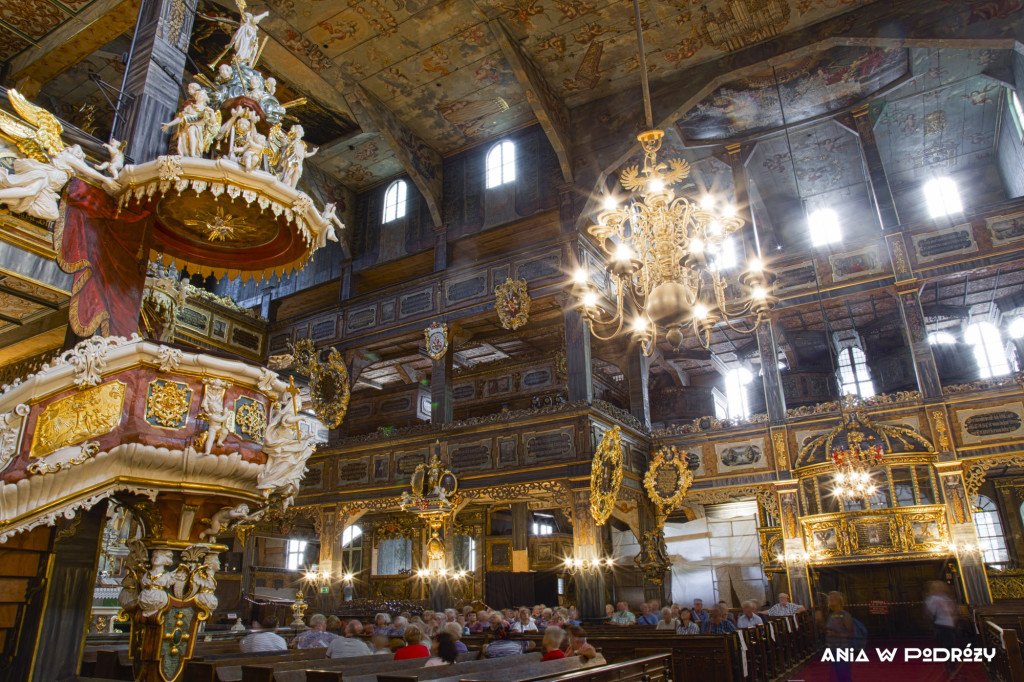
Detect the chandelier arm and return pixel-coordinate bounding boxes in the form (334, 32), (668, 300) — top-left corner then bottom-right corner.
(720, 318), (762, 335)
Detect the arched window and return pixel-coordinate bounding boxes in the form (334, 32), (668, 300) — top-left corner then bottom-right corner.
(724, 367), (752, 420)
(382, 180), (407, 223)
(453, 534), (476, 572)
(485, 140), (516, 188)
(973, 495), (1009, 565)
(923, 177), (963, 218)
(1009, 317), (1024, 339)
(928, 331), (957, 345)
(339, 524), (362, 575)
(965, 322), (1011, 379)
(838, 347), (875, 398)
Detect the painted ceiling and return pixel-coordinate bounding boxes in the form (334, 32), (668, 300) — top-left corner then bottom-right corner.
(676, 45), (907, 141)
(0, 0), (102, 62)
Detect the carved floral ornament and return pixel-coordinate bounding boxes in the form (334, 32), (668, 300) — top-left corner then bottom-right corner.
(590, 426), (624, 526)
(644, 446), (694, 518)
(796, 411), (934, 467)
(494, 278), (530, 330)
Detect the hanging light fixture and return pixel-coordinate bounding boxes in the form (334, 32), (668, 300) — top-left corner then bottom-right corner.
(830, 433), (883, 501)
(572, 0), (776, 354)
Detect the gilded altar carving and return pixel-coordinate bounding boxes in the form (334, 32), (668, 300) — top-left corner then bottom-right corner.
(234, 397), (267, 442)
(644, 446), (693, 520)
(797, 410), (933, 466)
(590, 426), (623, 526)
(929, 407), (952, 452)
(772, 430), (788, 469)
(634, 527), (671, 584)
(146, 379), (192, 429)
(494, 277), (530, 330)
(30, 381), (126, 459)
(988, 568), (1024, 600)
(291, 339), (351, 429)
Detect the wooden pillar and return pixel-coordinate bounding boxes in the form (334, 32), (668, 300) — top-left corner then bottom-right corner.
(564, 307), (593, 403)
(756, 320), (787, 423)
(8, 505), (107, 682)
(431, 350), (453, 424)
(848, 105), (900, 230)
(894, 283), (943, 399)
(433, 226), (448, 272)
(112, 0), (196, 164)
(936, 465), (991, 605)
(571, 488), (605, 619)
(511, 502), (529, 572)
(625, 349), (651, 429)
(776, 486), (812, 610)
(339, 263), (353, 302)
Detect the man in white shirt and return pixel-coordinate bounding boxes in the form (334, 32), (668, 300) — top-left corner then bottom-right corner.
(244, 616), (287, 652)
(328, 620), (373, 658)
(763, 593), (806, 617)
(737, 601), (764, 629)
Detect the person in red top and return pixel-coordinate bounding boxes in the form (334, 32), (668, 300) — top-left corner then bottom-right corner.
(540, 626), (567, 661)
(394, 626), (430, 660)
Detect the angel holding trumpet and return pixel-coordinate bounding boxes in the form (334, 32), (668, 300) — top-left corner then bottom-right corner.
(204, 0), (270, 68)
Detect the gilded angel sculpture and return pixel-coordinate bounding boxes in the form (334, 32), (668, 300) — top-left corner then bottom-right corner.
(0, 90), (120, 221)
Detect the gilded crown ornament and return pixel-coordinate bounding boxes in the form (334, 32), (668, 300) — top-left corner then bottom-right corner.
(494, 277), (531, 330)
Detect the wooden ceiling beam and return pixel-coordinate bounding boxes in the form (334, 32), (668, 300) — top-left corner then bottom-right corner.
(345, 84), (444, 227)
(489, 18), (573, 184)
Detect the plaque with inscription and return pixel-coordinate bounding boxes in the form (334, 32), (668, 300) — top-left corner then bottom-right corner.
(525, 429), (574, 462)
(957, 404), (1024, 444)
(338, 461), (368, 484)
(396, 452), (427, 476)
(346, 306), (377, 332)
(446, 275), (487, 304)
(498, 437), (518, 466)
(450, 441), (491, 471)
(516, 254), (560, 281)
(399, 289), (433, 318)
(912, 225), (977, 264)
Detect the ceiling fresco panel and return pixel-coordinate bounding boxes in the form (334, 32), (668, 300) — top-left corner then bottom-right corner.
(0, 0), (66, 40)
(676, 46), (908, 141)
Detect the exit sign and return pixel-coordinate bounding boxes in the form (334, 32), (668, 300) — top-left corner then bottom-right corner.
(320, 586), (329, 593)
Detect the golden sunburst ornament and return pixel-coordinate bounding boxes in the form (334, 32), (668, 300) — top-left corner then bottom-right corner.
(590, 426), (624, 526)
(184, 206), (250, 242)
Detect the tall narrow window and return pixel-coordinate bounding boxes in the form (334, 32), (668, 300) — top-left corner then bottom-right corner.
(808, 208), (841, 246)
(486, 140), (516, 188)
(724, 367), (752, 420)
(974, 495), (1009, 566)
(382, 180), (407, 223)
(838, 347), (875, 398)
(531, 513), (555, 536)
(923, 177), (963, 218)
(286, 539), (307, 570)
(965, 322), (1011, 379)
(376, 537), (412, 575)
(339, 525), (362, 575)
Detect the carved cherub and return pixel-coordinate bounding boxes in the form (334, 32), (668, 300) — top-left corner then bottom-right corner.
(199, 503), (251, 541)
(201, 377), (232, 455)
(317, 202), (344, 248)
(94, 139), (126, 178)
(138, 549), (174, 617)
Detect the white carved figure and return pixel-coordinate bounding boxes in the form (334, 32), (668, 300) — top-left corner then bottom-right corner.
(95, 139), (125, 178)
(231, 618), (245, 632)
(257, 396), (314, 503)
(228, 10), (269, 66)
(162, 86), (220, 158)
(233, 118), (267, 171)
(0, 404), (29, 474)
(199, 503), (250, 541)
(279, 125), (317, 188)
(317, 202), (344, 248)
(194, 553), (220, 613)
(201, 377), (232, 455)
(138, 549), (174, 616)
(117, 539), (149, 612)
(0, 90), (120, 221)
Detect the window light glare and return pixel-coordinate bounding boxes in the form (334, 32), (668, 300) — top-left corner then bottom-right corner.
(382, 180), (407, 223)
(923, 177), (963, 218)
(486, 140), (516, 188)
(1010, 318), (1024, 339)
(808, 208), (841, 246)
(928, 331), (957, 345)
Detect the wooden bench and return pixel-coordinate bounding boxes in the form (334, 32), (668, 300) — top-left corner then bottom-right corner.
(184, 648), (328, 682)
(375, 652), (543, 682)
(375, 654), (584, 682)
(241, 651), (482, 682)
(541, 654), (672, 682)
(978, 617), (1024, 682)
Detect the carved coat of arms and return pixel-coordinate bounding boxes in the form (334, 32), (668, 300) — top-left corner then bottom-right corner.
(424, 321), (449, 360)
(494, 278), (530, 330)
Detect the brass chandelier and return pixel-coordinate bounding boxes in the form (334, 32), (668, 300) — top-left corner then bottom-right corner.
(572, 0), (776, 354)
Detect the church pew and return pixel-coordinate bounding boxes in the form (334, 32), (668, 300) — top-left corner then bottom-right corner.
(375, 652), (543, 682)
(367, 654), (584, 682)
(978, 617), (1024, 682)
(540, 654), (672, 682)
(185, 648), (328, 682)
(241, 651), (483, 682)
